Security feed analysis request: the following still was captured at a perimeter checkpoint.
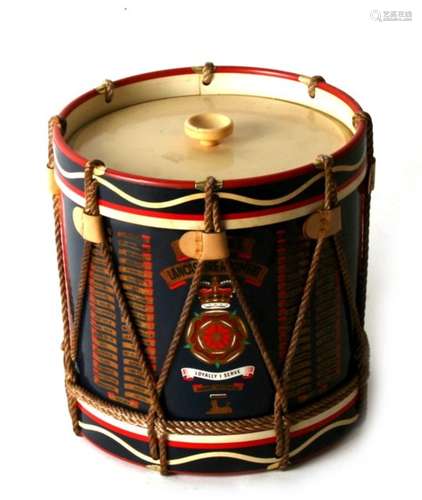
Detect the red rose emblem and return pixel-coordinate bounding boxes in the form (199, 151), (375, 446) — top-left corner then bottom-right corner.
(186, 310), (248, 366)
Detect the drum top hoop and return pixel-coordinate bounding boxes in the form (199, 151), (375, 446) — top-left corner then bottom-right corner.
(54, 66), (365, 190)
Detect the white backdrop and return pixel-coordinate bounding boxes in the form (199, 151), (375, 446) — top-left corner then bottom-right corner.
(1, 1), (421, 498)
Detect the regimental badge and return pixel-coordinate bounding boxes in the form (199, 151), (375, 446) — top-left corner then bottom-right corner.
(185, 277), (249, 367)
(160, 236), (268, 290)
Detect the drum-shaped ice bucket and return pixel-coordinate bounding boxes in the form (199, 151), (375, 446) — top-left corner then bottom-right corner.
(48, 64), (374, 474)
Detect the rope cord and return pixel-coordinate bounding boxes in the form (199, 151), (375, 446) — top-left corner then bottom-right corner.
(354, 111), (374, 327)
(49, 116), (80, 435)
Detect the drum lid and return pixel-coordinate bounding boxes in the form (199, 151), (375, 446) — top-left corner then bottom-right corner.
(64, 69), (357, 183)
(54, 68), (366, 231)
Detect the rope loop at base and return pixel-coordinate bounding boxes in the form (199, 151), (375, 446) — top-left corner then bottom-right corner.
(65, 375), (360, 455)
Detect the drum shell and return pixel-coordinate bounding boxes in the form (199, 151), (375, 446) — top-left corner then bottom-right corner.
(56, 134), (366, 420)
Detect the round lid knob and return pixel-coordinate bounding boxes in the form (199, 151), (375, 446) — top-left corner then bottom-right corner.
(184, 112), (234, 147)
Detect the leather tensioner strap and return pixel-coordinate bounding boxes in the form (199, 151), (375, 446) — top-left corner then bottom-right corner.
(178, 231), (229, 260)
(303, 206), (342, 239)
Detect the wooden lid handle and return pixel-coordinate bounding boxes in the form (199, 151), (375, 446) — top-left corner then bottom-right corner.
(184, 112), (233, 147)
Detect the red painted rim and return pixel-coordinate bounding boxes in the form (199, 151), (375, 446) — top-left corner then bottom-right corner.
(81, 434), (269, 475)
(54, 66), (364, 190)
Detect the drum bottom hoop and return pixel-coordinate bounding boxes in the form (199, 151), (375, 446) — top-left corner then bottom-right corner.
(69, 376), (360, 474)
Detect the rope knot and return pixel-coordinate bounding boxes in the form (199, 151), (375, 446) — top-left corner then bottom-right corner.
(65, 372), (76, 385)
(203, 176), (222, 234)
(204, 175), (218, 194)
(314, 154), (338, 210)
(314, 154), (334, 172)
(308, 75), (325, 98)
(352, 111), (370, 128)
(146, 413), (169, 474)
(84, 160), (104, 216)
(95, 79), (115, 103)
(154, 417), (167, 438)
(202, 62), (215, 86)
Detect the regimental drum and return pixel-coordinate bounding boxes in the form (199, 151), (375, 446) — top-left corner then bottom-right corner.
(48, 64), (374, 474)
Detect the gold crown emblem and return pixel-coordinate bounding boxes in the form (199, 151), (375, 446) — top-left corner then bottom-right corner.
(198, 277), (233, 310)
